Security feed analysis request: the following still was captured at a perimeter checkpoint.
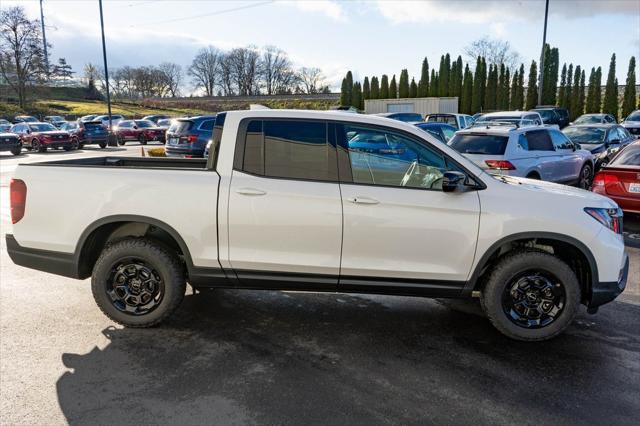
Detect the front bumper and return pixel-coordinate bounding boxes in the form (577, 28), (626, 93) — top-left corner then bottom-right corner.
(0, 142), (21, 151)
(589, 254), (629, 308)
(42, 141), (72, 148)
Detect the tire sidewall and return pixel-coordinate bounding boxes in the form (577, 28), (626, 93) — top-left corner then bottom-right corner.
(482, 251), (581, 341)
(91, 239), (184, 327)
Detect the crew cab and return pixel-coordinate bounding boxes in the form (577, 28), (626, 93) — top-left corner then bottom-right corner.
(6, 110), (628, 341)
(10, 122), (74, 152)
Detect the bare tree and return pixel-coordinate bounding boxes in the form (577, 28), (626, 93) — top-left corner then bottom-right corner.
(464, 36), (520, 70)
(226, 46), (261, 95)
(0, 6), (48, 107)
(188, 46), (220, 96)
(261, 46), (297, 95)
(218, 54), (234, 96)
(158, 62), (182, 97)
(298, 67), (325, 94)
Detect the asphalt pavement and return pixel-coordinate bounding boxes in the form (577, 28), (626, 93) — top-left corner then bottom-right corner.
(0, 145), (638, 425)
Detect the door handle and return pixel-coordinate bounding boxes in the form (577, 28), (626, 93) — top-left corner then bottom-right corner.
(348, 196), (379, 205)
(236, 188), (266, 196)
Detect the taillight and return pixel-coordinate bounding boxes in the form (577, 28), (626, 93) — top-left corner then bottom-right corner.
(187, 134), (198, 143)
(485, 160), (516, 170)
(593, 172), (625, 196)
(10, 179), (27, 224)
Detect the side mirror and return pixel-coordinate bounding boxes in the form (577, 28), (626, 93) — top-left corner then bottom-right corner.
(26, 129), (31, 134)
(442, 171), (467, 192)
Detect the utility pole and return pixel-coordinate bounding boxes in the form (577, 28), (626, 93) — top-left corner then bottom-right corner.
(98, 0), (114, 145)
(39, 0), (49, 77)
(537, 0), (549, 107)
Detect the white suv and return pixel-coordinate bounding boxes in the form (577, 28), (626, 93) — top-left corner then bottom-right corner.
(449, 124), (595, 188)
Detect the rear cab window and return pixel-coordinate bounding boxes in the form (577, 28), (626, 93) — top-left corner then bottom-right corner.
(449, 133), (509, 155)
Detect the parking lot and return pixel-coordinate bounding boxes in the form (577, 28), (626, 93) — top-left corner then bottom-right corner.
(0, 144), (638, 424)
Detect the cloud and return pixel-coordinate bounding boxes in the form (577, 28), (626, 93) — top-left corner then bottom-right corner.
(375, 0), (640, 24)
(278, 0), (347, 22)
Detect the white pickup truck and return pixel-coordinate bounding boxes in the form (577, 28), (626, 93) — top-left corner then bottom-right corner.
(7, 110), (628, 341)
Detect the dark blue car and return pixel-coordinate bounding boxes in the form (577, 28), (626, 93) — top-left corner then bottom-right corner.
(415, 122), (457, 144)
(165, 115), (216, 158)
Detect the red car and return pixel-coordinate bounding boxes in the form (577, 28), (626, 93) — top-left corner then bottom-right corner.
(592, 141), (640, 214)
(114, 120), (166, 145)
(10, 122), (74, 152)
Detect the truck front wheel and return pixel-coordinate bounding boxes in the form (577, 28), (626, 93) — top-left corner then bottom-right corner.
(91, 238), (186, 327)
(480, 250), (581, 341)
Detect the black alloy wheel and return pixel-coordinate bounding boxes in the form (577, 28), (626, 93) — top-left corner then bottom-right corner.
(106, 257), (164, 316)
(501, 271), (566, 329)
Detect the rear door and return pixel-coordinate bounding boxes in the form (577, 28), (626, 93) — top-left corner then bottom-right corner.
(227, 119), (342, 287)
(522, 129), (559, 180)
(549, 129), (582, 182)
(337, 122), (480, 291)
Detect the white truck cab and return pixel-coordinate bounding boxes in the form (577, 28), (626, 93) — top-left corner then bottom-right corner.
(6, 110), (628, 341)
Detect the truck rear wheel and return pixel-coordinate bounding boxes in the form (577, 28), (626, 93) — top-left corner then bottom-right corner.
(91, 238), (186, 327)
(480, 250), (581, 341)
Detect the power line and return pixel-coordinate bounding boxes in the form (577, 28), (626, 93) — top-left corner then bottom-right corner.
(135, 0), (273, 26)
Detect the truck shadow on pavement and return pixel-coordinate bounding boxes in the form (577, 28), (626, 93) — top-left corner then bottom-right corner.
(56, 289), (640, 425)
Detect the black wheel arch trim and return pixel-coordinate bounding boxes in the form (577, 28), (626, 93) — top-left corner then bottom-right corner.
(463, 231), (599, 300)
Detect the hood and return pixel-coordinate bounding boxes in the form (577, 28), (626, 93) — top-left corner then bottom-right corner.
(493, 174), (615, 206)
(579, 142), (605, 153)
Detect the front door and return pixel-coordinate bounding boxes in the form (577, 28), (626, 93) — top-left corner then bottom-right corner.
(227, 119), (342, 287)
(335, 122), (481, 294)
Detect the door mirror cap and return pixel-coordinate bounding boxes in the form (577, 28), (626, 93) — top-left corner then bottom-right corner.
(442, 171), (467, 192)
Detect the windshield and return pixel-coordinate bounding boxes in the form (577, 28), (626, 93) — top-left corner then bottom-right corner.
(28, 123), (57, 132)
(562, 127), (606, 144)
(479, 116), (520, 122)
(427, 115), (457, 126)
(534, 109), (554, 120)
(625, 112), (640, 122)
(574, 115), (601, 124)
(47, 116), (64, 121)
(449, 134), (509, 155)
(20, 116), (38, 122)
(135, 120), (155, 128)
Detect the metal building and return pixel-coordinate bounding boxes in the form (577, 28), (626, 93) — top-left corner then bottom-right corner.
(364, 97), (458, 116)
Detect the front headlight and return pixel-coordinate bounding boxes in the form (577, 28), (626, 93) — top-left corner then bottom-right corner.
(584, 207), (623, 234)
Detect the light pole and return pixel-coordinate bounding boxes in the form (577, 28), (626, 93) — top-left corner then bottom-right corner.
(537, 0), (550, 106)
(98, 0), (115, 145)
(39, 0), (49, 77)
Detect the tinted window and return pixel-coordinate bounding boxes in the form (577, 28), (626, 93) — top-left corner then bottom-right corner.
(441, 126), (455, 141)
(427, 115), (457, 126)
(208, 113), (226, 169)
(84, 122), (103, 130)
(449, 134), (509, 155)
(550, 130), (572, 150)
(343, 124), (452, 190)
(118, 121), (131, 128)
(604, 115), (614, 123)
(199, 119), (214, 131)
(396, 113), (423, 122)
(611, 145), (640, 165)
(525, 130), (554, 151)
(29, 123), (56, 132)
(607, 129), (621, 142)
(135, 120), (155, 128)
(237, 120), (336, 181)
(625, 112), (640, 122)
(168, 120), (193, 134)
(563, 127), (606, 144)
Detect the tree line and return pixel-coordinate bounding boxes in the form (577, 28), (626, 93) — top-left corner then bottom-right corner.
(341, 46), (638, 120)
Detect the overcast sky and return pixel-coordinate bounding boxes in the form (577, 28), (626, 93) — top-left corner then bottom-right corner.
(3, 0), (639, 91)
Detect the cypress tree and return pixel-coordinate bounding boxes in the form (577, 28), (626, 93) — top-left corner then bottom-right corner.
(503, 68), (510, 110)
(517, 63), (525, 109)
(351, 82), (362, 110)
(380, 74), (389, 99)
(510, 69), (519, 110)
(622, 56), (637, 118)
(399, 69), (410, 98)
(585, 68), (596, 112)
(389, 74), (398, 99)
(429, 70), (438, 96)
(541, 45), (559, 105)
(448, 56), (463, 98)
(418, 57), (429, 97)
(525, 60), (538, 110)
(409, 78), (418, 98)
(461, 64), (473, 114)
(484, 64), (498, 111)
(578, 70), (586, 117)
(594, 67), (603, 112)
(603, 54), (618, 119)
(558, 64), (567, 108)
(570, 65), (582, 120)
(345, 71), (353, 103)
(565, 64), (573, 112)
(471, 56), (486, 113)
(370, 76), (380, 99)
(363, 77), (370, 100)
(438, 54), (451, 96)
(340, 77), (350, 106)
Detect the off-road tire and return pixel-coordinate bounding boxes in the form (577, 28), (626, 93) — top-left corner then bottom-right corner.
(91, 238), (186, 327)
(480, 250), (581, 341)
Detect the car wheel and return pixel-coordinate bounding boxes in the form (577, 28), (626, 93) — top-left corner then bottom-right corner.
(578, 163), (593, 190)
(526, 172), (540, 180)
(117, 135), (125, 146)
(10, 146), (22, 156)
(98, 142), (107, 149)
(139, 134), (147, 145)
(480, 250), (581, 341)
(91, 238), (186, 327)
(63, 145), (73, 152)
(32, 139), (45, 152)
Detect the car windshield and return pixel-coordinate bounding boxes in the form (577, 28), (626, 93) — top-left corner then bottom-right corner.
(562, 127), (606, 143)
(48, 116), (64, 121)
(449, 134), (509, 155)
(29, 123), (57, 132)
(427, 115), (457, 125)
(625, 112), (640, 122)
(157, 119), (171, 126)
(20, 116), (38, 122)
(574, 115), (602, 124)
(610, 145), (640, 165)
(135, 120), (155, 128)
(480, 116), (520, 122)
(534, 109), (554, 120)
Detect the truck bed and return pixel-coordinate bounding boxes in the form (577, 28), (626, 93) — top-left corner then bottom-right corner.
(23, 156), (209, 170)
